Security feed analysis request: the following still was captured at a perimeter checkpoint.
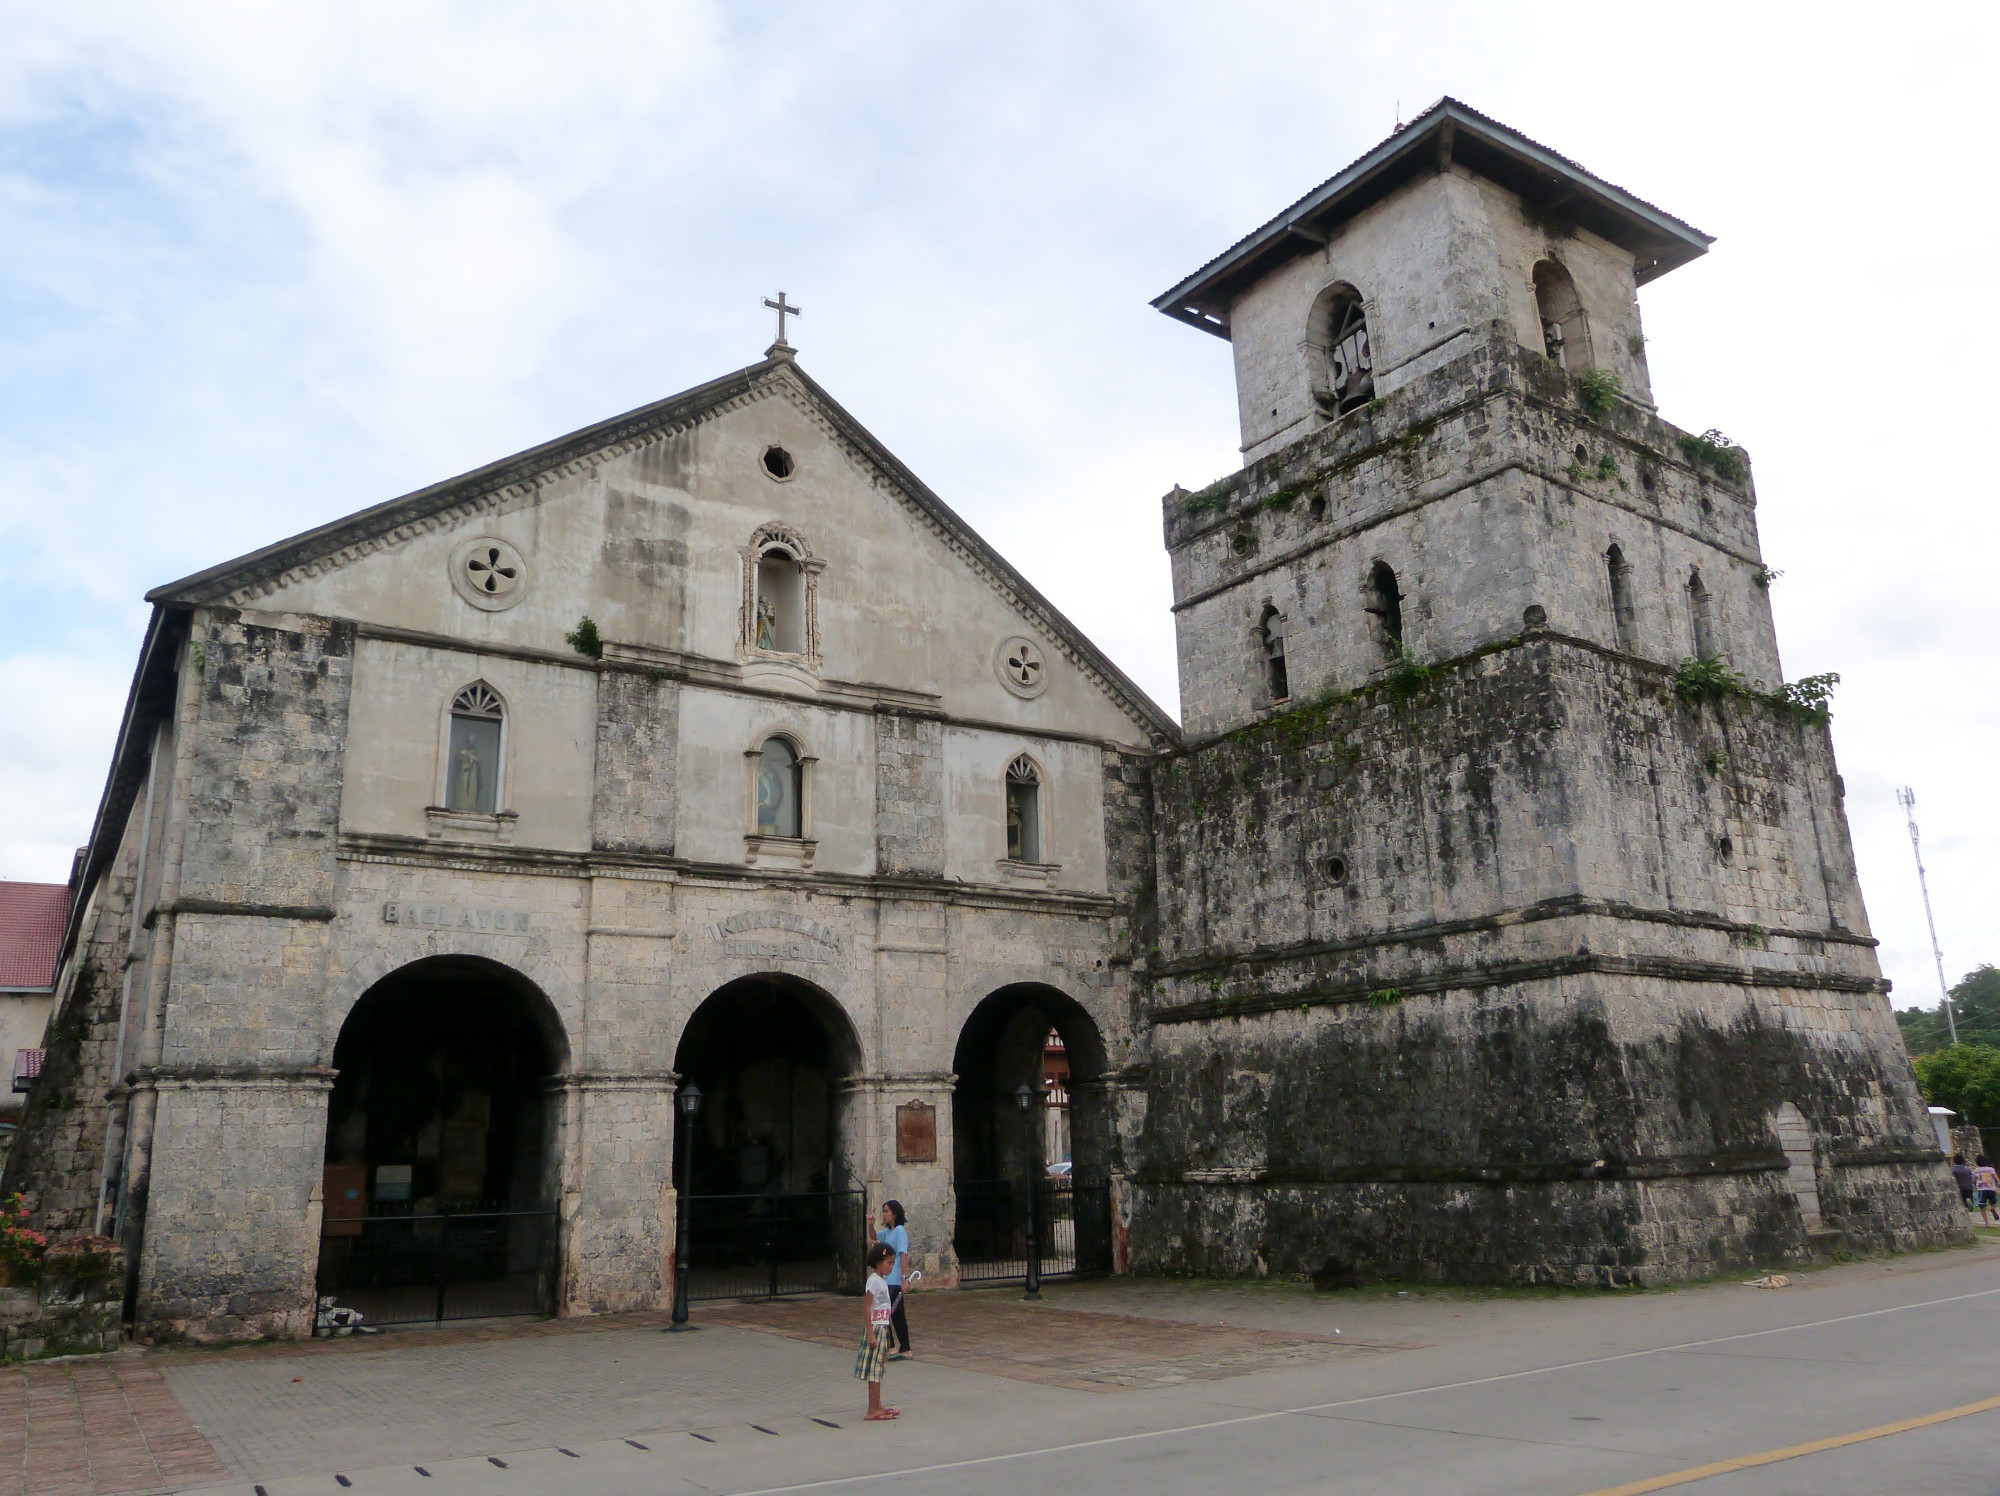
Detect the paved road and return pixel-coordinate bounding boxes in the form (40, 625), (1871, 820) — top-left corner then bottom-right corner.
(177, 1245), (2000, 1496)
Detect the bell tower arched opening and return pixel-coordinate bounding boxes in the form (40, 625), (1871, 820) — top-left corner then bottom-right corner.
(318, 956), (566, 1325)
(1533, 259), (1591, 372)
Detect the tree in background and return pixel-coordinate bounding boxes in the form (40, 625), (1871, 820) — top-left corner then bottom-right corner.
(1913, 1044), (2000, 1131)
(1896, 965), (2000, 1058)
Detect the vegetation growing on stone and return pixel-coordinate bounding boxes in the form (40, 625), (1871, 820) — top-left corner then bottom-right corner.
(1673, 656), (1838, 725)
(1367, 987), (1405, 1007)
(1676, 429), (1748, 484)
(1573, 366), (1622, 417)
(1384, 644), (1432, 702)
(1752, 567), (1783, 589)
(565, 615), (604, 659)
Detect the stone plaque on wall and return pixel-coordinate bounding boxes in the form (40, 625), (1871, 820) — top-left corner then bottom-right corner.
(896, 1101), (937, 1164)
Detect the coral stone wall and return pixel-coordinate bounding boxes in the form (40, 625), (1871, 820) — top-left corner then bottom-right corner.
(1132, 641), (1965, 1284)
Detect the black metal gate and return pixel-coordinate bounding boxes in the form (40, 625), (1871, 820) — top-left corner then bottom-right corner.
(316, 1205), (559, 1328)
(684, 1190), (865, 1302)
(954, 1179), (1112, 1285)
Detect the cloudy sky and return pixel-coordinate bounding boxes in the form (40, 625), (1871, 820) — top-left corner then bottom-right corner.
(2, 2), (1994, 1010)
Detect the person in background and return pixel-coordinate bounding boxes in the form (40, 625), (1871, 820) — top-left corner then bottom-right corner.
(1951, 1154), (1976, 1211)
(877, 1199), (912, 1358)
(1974, 1156), (2000, 1227)
(856, 1242), (899, 1421)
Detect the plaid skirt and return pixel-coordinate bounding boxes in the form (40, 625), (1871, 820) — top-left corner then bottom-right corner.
(854, 1324), (890, 1383)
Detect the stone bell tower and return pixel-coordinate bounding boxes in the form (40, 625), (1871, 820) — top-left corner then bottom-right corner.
(1133, 100), (1962, 1285)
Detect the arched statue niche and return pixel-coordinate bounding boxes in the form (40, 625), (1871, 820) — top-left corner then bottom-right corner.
(1532, 259), (1591, 372)
(672, 975), (866, 1298)
(318, 956), (567, 1324)
(951, 984), (1112, 1279)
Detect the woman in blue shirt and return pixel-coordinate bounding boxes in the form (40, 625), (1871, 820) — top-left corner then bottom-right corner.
(876, 1200), (912, 1357)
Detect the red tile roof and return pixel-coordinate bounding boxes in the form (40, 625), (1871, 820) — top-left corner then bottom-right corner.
(0, 882), (70, 990)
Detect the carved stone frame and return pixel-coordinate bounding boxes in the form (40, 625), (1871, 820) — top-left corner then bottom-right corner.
(739, 523), (825, 671)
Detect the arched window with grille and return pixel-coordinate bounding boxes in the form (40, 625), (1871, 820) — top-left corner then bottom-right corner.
(756, 736), (804, 839)
(445, 682), (505, 814)
(1005, 754), (1042, 864)
(1307, 283), (1375, 416)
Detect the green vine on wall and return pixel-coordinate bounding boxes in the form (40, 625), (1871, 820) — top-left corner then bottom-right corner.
(565, 616), (604, 659)
(1673, 656), (1839, 725)
(1573, 367), (1623, 417)
(1384, 644), (1433, 702)
(1676, 429), (1748, 484)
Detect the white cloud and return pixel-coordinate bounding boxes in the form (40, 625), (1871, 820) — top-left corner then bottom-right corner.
(1, 0), (1995, 1014)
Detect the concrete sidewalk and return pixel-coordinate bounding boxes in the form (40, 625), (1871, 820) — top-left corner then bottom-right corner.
(10, 1238), (2000, 1496)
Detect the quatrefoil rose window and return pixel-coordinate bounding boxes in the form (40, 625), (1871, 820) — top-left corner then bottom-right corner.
(996, 635), (1049, 699)
(450, 537), (529, 612)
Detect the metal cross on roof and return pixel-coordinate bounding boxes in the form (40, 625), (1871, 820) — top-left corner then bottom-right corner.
(763, 291), (802, 346)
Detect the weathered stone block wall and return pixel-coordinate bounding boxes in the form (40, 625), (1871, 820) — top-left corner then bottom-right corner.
(591, 669), (679, 854)
(1134, 639), (1963, 1284)
(1226, 168), (1658, 464)
(2, 798), (149, 1233)
(562, 1080), (673, 1315)
(1166, 335), (1779, 738)
(0, 1270), (124, 1361)
(176, 611), (354, 910)
(135, 610), (355, 1340)
(135, 1077), (328, 1340)
(874, 711), (945, 877)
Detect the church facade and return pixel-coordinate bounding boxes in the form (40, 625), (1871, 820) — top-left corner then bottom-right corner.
(12, 100), (1960, 1341)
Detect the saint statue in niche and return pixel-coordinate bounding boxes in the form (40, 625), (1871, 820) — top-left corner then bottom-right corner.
(756, 737), (800, 837)
(755, 594), (779, 650)
(455, 744), (483, 810)
(1006, 794), (1024, 862)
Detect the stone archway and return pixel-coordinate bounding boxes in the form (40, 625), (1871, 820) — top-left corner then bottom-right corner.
(951, 984), (1111, 1280)
(672, 974), (866, 1298)
(319, 956), (568, 1325)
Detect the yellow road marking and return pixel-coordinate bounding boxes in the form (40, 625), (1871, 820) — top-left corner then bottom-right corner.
(1573, 1392), (2000, 1496)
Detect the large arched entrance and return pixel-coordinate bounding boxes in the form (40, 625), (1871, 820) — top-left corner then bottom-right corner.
(951, 984), (1112, 1283)
(317, 957), (566, 1327)
(673, 975), (865, 1299)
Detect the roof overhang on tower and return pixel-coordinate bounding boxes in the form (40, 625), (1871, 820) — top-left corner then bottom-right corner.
(1153, 97), (1714, 339)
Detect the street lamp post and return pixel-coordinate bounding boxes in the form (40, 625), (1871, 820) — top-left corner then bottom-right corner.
(668, 1082), (703, 1331)
(1015, 1083), (1041, 1300)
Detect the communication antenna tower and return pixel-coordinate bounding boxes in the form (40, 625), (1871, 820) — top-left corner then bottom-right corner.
(1896, 786), (1957, 1044)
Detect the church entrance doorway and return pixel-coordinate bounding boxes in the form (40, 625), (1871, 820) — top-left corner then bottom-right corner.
(951, 984), (1113, 1285)
(316, 957), (564, 1328)
(674, 976), (865, 1301)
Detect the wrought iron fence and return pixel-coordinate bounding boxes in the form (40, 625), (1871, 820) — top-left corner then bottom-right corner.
(316, 1204), (558, 1328)
(684, 1190), (866, 1302)
(954, 1179), (1111, 1285)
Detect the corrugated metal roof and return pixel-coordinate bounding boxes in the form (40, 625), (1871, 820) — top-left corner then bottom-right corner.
(0, 882), (71, 990)
(1154, 97), (1713, 335)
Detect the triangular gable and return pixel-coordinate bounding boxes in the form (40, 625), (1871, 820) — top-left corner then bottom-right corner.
(148, 355), (1180, 747)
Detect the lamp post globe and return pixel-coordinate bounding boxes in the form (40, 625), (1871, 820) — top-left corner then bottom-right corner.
(668, 1081), (703, 1330)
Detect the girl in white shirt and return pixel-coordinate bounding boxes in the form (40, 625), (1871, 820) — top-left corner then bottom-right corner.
(855, 1242), (899, 1420)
